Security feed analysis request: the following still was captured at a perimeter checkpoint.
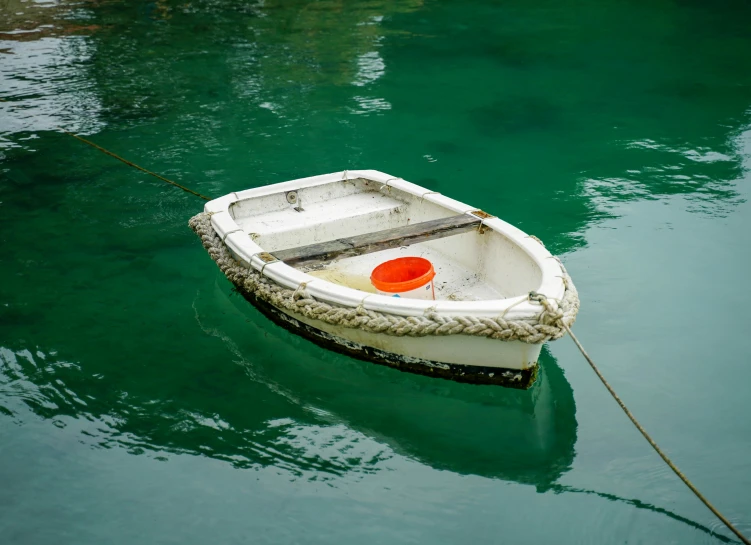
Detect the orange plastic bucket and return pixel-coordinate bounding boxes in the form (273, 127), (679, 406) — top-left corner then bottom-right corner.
(370, 257), (436, 300)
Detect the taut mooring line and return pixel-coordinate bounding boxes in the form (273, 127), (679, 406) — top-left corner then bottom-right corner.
(60, 129), (212, 201)
(554, 315), (750, 544)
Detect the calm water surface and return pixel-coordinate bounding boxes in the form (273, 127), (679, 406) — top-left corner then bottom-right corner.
(1, 0), (750, 543)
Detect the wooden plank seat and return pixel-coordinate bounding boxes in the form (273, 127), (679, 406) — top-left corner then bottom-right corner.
(271, 214), (482, 266)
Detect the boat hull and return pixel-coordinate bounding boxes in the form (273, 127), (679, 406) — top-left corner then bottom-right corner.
(233, 283), (541, 389)
(189, 170), (580, 390)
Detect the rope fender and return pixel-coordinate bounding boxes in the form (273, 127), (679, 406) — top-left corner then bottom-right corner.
(189, 212), (580, 344)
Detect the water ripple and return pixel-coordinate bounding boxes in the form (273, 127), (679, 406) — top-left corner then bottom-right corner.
(0, 0), (105, 149)
(582, 136), (747, 217)
(0, 342), (398, 479)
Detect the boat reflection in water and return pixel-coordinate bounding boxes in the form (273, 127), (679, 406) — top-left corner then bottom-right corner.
(200, 280), (736, 542)
(202, 275), (577, 490)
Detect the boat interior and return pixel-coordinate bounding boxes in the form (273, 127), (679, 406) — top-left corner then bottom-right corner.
(228, 177), (542, 302)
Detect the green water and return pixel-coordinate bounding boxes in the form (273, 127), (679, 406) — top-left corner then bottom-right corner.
(1, 0), (750, 543)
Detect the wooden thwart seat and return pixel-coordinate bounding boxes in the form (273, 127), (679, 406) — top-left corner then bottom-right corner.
(272, 214), (482, 266)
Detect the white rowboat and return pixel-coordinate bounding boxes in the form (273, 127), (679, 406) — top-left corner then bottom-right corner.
(190, 170), (579, 389)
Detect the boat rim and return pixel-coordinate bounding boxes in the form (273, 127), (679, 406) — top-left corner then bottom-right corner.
(203, 169), (566, 320)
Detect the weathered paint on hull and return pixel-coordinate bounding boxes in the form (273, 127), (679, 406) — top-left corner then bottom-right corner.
(234, 285), (540, 389)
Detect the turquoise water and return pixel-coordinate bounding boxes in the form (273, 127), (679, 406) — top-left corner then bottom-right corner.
(1, 0), (750, 543)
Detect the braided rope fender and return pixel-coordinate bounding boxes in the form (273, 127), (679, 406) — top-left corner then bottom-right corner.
(189, 212), (579, 344)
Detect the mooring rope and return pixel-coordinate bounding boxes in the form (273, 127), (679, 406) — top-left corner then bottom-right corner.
(59, 129), (212, 201)
(534, 295), (750, 545)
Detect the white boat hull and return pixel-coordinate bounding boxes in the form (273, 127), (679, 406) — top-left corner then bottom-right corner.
(192, 169), (579, 389)
(237, 284), (541, 388)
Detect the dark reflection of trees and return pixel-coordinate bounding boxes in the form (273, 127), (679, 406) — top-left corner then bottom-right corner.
(83, 0), (423, 125)
(0, 0), (100, 38)
(362, 0), (751, 253)
(7, 0), (746, 252)
(5, 0), (751, 242)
